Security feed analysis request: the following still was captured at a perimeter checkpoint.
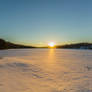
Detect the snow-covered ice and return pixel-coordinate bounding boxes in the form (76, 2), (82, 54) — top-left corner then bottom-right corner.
(0, 49), (92, 92)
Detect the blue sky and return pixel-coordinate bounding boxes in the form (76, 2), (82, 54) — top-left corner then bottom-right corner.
(0, 0), (92, 46)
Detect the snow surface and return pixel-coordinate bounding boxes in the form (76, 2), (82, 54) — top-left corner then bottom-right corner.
(0, 49), (92, 92)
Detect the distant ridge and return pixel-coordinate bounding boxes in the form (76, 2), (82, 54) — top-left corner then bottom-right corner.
(0, 38), (92, 50)
(0, 38), (35, 50)
(56, 43), (92, 49)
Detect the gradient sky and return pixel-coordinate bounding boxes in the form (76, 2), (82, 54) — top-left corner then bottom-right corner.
(0, 0), (92, 46)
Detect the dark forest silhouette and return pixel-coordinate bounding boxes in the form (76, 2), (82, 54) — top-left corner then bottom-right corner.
(0, 39), (35, 49)
(0, 38), (92, 50)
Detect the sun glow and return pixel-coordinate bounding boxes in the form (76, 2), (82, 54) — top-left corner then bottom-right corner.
(48, 42), (56, 48)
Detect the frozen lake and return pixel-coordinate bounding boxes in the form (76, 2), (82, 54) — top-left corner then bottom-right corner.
(0, 49), (92, 92)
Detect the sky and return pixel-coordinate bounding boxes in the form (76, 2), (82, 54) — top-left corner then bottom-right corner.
(0, 0), (92, 46)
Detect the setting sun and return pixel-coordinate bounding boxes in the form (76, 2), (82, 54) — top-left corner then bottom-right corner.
(48, 42), (56, 47)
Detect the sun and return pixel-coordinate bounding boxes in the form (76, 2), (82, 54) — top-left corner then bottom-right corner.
(48, 42), (56, 47)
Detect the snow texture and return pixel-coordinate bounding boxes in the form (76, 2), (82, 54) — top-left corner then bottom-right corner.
(0, 49), (92, 92)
